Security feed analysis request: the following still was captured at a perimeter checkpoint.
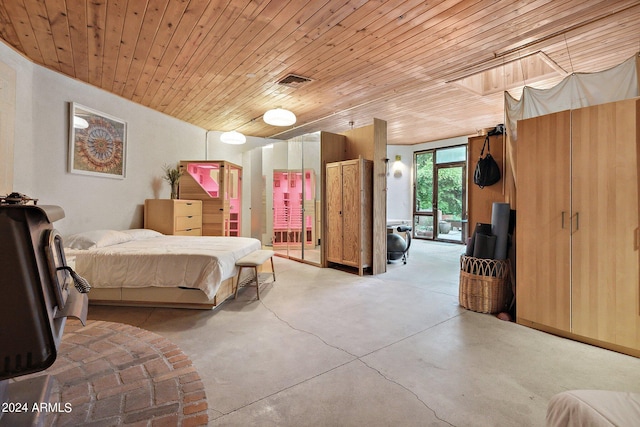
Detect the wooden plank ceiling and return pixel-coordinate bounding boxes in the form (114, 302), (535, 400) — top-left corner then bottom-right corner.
(0, 0), (638, 145)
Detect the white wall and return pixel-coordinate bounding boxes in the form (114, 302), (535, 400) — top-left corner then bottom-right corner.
(1, 43), (35, 194)
(386, 136), (469, 222)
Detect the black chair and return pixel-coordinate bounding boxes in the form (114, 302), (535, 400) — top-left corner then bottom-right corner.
(387, 225), (412, 264)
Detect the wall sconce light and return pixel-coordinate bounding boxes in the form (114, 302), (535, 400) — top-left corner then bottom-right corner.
(393, 155), (403, 178)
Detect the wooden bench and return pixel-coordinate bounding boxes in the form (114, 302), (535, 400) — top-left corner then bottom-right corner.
(234, 250), (275, 300)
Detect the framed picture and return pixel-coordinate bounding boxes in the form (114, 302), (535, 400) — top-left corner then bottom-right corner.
(69, 103), (127, 179)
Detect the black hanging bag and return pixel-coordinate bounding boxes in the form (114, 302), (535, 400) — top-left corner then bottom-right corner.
(473, 136), (501, 188)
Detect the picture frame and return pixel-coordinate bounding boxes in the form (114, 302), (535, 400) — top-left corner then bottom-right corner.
(69, 102), (127, 179)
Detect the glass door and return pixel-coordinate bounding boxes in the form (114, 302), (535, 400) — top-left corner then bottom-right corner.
(269, 133), (322, 265)
(413, 151), (434, 239)
(301, 133), (321, 264)
(413, 145), (466, 243)
(435, 164), (465, 242)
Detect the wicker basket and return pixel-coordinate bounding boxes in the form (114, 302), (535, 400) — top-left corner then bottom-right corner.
(459, 255), (511, 314)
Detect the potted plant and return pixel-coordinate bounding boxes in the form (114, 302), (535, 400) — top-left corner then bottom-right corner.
(162, 163), (183, 199)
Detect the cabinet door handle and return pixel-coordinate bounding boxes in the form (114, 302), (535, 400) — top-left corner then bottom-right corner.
(561, 211), (567, 229)
(635, 228), (639, 250)
(186, 203), (192, 206)
(187, 215), (193, 218)
(570, 212), (579, 234)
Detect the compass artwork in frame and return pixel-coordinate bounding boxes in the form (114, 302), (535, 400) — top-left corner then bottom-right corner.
(69, 103), (127, 179)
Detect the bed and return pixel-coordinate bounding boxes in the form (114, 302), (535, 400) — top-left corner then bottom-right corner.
(64, 229), (262, 309)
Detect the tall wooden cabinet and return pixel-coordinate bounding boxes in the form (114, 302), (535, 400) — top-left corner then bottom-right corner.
(326, 158), (373, 275)
(178, 160), (242, 236)
(516, 98), (640, 356)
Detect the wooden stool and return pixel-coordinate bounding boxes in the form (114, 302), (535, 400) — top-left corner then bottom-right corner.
(234, 250), (275, 300)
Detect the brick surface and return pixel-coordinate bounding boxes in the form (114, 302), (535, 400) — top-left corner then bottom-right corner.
(182, 414), (209, 427)
(120, 365), (148, 384)
(151, 414), (180, 426)
(67, 345), (99, 362)
(92, 373), (121, 393)
(144, 358), (172, 377)
(61, 382), (92, 405)
(164, 349), (182, 358)
(96, 379), (148, 400)
(183, 401), (207, 416)
(178, 372), (200, 385)
(122, 402), (179, 424)
(125, 388), (152, 412)
(171, 359), (192, 370)
(88, 339), (120, 354)
(55, 366), (87, 384)
(82, 359), (112, 378)
(12, 320), (208, 426)
(54, 402), (90, 425)
(152, 366), (196, 383)
(181, 380), (205, 394)
(183, 390), (206, 404)
(92, 394), (123, 420)
(122, 420), (150, 427)
(154, 379), (180, 405)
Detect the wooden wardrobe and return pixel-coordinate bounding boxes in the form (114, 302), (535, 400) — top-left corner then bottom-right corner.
(325, 158), (373, 275)
(516, 97), (640, 357)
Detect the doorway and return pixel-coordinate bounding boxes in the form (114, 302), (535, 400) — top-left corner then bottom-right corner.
(413, 145), (467, 243)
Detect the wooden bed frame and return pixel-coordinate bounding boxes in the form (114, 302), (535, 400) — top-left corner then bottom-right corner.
(87, 262), (273, 310)
(87, 276), (237, 310)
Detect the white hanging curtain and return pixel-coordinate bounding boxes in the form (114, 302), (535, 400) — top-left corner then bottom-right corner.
(500, 53), (639, 204)
(505, 53), (639, 143)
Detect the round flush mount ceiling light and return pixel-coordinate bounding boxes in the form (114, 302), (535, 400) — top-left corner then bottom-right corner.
(220, 130), (246, 145)
(263, 108), (296, 126)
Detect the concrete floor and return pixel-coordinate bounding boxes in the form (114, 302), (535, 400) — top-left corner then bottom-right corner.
(88, 240), (640, 426)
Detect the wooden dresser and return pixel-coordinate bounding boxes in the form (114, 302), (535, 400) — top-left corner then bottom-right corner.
(144, 199), (202, 236)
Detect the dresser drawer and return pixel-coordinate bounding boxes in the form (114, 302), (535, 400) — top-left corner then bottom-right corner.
(174, 228), (202, 236)
(175, 215), (202, 231)
(174, 200), (202, 216)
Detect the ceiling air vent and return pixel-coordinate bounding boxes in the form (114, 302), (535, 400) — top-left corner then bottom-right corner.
(277, 74), (313, 88)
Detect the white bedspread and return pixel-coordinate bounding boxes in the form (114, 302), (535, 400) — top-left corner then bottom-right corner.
(67, 235), (261, 300)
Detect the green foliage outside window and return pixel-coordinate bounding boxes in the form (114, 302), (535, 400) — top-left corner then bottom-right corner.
(415, 150), (463, 220)
(437, 167), (463, 219)
(415, 152), (433, 212)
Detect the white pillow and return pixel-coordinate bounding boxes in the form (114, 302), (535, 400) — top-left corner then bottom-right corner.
(119, 228), (164, 240)
(64, 229), (132, 250)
